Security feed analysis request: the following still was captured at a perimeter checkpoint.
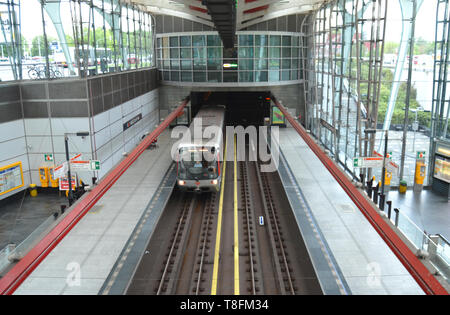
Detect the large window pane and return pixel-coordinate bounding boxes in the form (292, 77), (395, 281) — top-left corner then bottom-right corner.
(282, 59), (291, 69)
(181, 60), (191, 70)
(255, 35), (268, 47)
(181, 71), (192, 81)
(171, 59), (180, 70)
(255, 59), (268, 70)
(269, 59), (280, 70)
(282, 47), (291, 58)
(239, 71), (253, 82)
(193, 35), (206, 47)
(193, 59), (206, 70)
(170, 48), (179, 58)
(282, 36), (291, 46)
(208, 47), (222, 59)
(181, 48), (191, 59)
(208, 59), (222, 70)
(239, 35), (254, 46)
(207, 35), (221, 46)
(281, 70), (290, 81)
(269, 70), (279, 81)
(269, 47), (280, 58)
(238, 47), (253, 58)
(270, 35), (281, 46)
(193, 47), (206, 59)
(193, 71), (206, 82)
(239, 59), (254, 70)
(180, 36), (191, 47)
(255, 47), (268, 58)
(255, 71), (268, 82)
(208, 72), (222, 82)
(171, 71), (180, 81)
(170, 37), (179, 47)
(224, 72), (238, 82)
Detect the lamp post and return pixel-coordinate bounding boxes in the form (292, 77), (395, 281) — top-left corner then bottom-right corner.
(64, 131), (89, 206)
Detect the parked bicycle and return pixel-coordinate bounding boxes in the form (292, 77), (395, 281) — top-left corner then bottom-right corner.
(27, 64), (63, 80)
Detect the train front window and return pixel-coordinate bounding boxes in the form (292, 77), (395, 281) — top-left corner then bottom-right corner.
(178, 147), (218, 180)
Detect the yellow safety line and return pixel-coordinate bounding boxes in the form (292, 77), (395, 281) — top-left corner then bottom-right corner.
(233, 134), (240, 295)
(211, 135), (227, 295)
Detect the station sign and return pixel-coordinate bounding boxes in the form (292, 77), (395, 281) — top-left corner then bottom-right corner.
(123, 113), (142, 131)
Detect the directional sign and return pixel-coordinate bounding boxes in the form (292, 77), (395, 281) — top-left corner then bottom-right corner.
(44, 154), (54, 162)
(353, 157), (384, 168)
(90, 160), (100, 171)
(70, 160), (91, 171)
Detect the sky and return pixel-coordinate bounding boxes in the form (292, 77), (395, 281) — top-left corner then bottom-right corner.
(13, 0), (440, 43)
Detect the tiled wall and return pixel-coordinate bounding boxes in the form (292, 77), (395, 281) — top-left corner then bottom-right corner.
(0, 83), (30, 199)
(0, 68), (159, 200)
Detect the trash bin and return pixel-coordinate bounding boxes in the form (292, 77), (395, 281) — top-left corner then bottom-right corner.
(29, 184), (38, 197)
(399, 180), (407, 194)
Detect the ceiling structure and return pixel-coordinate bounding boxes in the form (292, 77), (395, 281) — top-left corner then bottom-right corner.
(133, 0), (325, 30)
(130, 0), (325, 48)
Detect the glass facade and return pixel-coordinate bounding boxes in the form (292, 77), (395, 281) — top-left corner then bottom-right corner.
(156, 32), (303, 84)
(0, 0), (155, 82)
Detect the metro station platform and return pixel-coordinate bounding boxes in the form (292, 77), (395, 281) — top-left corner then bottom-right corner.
(13, 130), (176, 295)
(278, 127), (424, 295)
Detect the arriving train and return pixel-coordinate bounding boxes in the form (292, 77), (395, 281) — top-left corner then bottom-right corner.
(176, 105), (226, 192)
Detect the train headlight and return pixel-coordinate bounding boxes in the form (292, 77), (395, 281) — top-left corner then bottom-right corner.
(178, 180), (186, 186)
(211, 179), (218, 185)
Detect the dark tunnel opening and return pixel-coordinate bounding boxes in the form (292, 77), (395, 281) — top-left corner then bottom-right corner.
(190, 91), (272, 127)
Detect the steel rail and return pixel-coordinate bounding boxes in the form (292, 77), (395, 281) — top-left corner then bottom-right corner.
(273, 96), (448, 295)
(157, 195), (196, 295)
(0, 97), (190, 295)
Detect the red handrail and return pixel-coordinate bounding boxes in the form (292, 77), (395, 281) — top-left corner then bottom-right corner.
(273, 97), (448, 295)
(0, 98), (189, 295)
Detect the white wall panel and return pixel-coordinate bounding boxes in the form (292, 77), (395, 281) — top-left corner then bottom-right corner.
(52, 135), (92, 155)
(24, 118), (52, 136)
(50, 118), (91, 136)
(0, 137), (27, 162)
(94, 126), (111, 149)
(93, 111), (109, 133)
(0, 120), (25, 143)
(25, 136), (53, 154)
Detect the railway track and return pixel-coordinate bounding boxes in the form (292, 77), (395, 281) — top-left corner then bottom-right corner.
(126, 134), (322, 295)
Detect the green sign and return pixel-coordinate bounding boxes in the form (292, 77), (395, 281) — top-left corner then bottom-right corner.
(44, 154), (54, 162)
(417, 151), (426, 159)
(90, 160), (100, 171)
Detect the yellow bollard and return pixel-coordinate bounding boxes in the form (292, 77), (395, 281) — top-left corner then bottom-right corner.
(29, 184), (38, 197)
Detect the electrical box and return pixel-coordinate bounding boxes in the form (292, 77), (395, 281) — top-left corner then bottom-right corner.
(39, 167), (49, 188)
(48, 167), (59, 188)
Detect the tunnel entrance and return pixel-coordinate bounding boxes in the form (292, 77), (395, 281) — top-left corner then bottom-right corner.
(190, 91), (271, 126)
